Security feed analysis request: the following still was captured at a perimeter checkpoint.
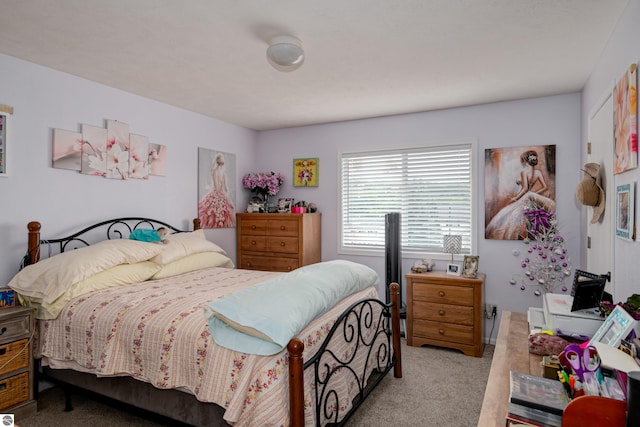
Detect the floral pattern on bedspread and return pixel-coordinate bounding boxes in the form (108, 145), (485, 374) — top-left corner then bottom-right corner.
(37, 266), (382, 426)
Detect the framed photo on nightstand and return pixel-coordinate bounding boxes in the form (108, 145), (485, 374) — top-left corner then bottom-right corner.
(446, 263), (461, 276)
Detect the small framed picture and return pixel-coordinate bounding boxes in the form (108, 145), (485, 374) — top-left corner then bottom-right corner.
(462, 255), (479, 278)
(277, 198), (294, 213)
(615, 182), (634, 241)
(446, 263), (461, 276)
(293, 158), (319, 187)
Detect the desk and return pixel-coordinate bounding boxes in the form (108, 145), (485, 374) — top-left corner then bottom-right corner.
(478, 311), (541, 426)
(478, 311), (627, 427)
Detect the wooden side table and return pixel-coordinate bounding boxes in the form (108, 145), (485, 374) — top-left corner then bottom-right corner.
(0, 306), (37, 420)
(406, 271), (485, 357)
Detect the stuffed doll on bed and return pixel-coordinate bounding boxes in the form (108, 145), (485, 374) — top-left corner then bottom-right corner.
(129, 227), (170, 244)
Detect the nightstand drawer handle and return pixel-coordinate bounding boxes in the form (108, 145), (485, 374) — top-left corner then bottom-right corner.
(0, 382), (5, 392)
(0, 327), (6, 336)
(439, 329), (445, 335)
(438, 310), (445, 316)
(438, 291), (445, 297)
(0, 348), (5, 356)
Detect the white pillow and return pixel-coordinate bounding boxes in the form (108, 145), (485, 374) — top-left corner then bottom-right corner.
(151, 252), (234, 280)
(8, 239), (164, 304)
(39, 261), (162, 319)
(150, 229), (227, 265)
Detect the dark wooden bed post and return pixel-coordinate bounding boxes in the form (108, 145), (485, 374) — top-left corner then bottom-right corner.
(287, 339), (305, 427)
(27, 221), (41, 264)
(193, 218), (201, 230)
(390, 282), (402, 378)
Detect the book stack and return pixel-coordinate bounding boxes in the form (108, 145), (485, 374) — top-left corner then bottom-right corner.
(505, 371), (570, 427)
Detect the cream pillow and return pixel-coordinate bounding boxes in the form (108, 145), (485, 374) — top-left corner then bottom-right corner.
(150, 229), (227, 265)
(39, 261), (161, 319)
(151, 252), (234, 280)
(8, 239), (164, 304)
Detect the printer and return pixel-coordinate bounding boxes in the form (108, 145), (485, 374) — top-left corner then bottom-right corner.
(528, 293), (604, 337)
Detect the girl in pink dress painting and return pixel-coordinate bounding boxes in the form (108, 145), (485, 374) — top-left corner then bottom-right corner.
(198, 153), (236, 228)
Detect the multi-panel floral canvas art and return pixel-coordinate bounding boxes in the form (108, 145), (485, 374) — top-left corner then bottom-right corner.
(614, 64), (638, 175)
(52, 119), (167, 179)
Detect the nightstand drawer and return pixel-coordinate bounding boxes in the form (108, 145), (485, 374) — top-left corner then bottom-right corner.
(412, 301), (473, 325)
(0, 315), (30, 345)
(0, 338), (29, 377)
(0, 371), (29, 411)
(412, 320), (474, 345)
(413, 283), (474, 306)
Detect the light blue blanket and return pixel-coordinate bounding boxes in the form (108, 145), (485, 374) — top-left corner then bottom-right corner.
(203, 260), (379, 355)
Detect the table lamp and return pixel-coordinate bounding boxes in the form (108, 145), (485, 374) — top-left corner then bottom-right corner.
(443, 234), (462, 275)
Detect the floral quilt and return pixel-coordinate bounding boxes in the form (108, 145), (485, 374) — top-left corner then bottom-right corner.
(37, 266), (381, 426)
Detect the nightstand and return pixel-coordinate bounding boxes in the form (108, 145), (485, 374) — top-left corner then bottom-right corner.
(406, 271), (485, 357)
(0, 306), (36, 418)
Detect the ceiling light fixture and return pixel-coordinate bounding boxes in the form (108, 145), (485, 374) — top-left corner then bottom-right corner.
(266, 35), (304, 72)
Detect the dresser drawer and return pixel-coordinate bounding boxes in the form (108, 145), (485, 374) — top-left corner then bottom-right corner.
(412, 319), (474, 345)
(0, 338), (29, 377)
(267, 219), (299, 237)
(0, 314), (30, 345)
(412, 301), (474, 325)
(412, 283), (474, 306)
(0, 371), (29, 411)
(267, 236), (299, 254)
(239, 219), (268, 235)
(239, 255), (299, 272)
(240, 235), (268, 251)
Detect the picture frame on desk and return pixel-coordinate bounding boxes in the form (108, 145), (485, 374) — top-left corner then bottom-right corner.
(446, 263), (461, 276)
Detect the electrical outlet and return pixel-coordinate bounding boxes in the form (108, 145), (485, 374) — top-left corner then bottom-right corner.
(485, 304), (497, 319)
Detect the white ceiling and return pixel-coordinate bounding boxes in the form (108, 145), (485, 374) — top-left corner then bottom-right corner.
(0, 0), (629, 131)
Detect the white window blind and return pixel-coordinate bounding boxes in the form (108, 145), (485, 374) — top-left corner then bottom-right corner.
(340, 143), (473, 255)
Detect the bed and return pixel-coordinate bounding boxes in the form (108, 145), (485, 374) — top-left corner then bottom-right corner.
(11, 217), (402, 426)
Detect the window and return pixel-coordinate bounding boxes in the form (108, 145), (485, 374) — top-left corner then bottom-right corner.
(340, 141), (475, 257)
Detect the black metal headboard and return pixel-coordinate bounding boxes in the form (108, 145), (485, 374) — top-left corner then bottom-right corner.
(23, 217), (200, 268)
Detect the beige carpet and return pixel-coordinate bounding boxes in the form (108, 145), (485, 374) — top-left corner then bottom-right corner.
(18, 341), (494, 427)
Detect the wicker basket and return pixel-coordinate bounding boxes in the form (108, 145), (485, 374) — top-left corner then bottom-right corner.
(0, 371), (29, 410)
(0, 338), (29, 377)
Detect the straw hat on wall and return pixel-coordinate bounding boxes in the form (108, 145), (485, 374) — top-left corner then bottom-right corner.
(575, 163), (605, 224)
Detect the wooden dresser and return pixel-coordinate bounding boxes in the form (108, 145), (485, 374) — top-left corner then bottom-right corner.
(406, 271), (485, 357)
(0, 306), (36, 419)
(236, 213), (321, 272)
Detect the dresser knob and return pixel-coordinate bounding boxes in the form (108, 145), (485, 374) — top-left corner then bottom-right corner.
(439, 329), (445, 335)
(280, 226), (286, 231)
(280, 242), (285, 246)
(438, 310), (445, 316)
(251, 240), (257, 246)
(251, 225), (257, 230)
(438, 291), (445, 297)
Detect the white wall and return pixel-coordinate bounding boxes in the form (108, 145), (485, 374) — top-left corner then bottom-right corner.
(0, 54), (257, 284)
(582, 0), (640, 302)
(256, 93), (582, 338)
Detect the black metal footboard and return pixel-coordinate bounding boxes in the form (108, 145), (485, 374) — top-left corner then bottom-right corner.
(303, 297), (397, 426)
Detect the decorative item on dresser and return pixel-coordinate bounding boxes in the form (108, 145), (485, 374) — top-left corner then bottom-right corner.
(405, 271), (485, 357)
(0, 306), (36, 419)
(236, 212), (321, 272)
